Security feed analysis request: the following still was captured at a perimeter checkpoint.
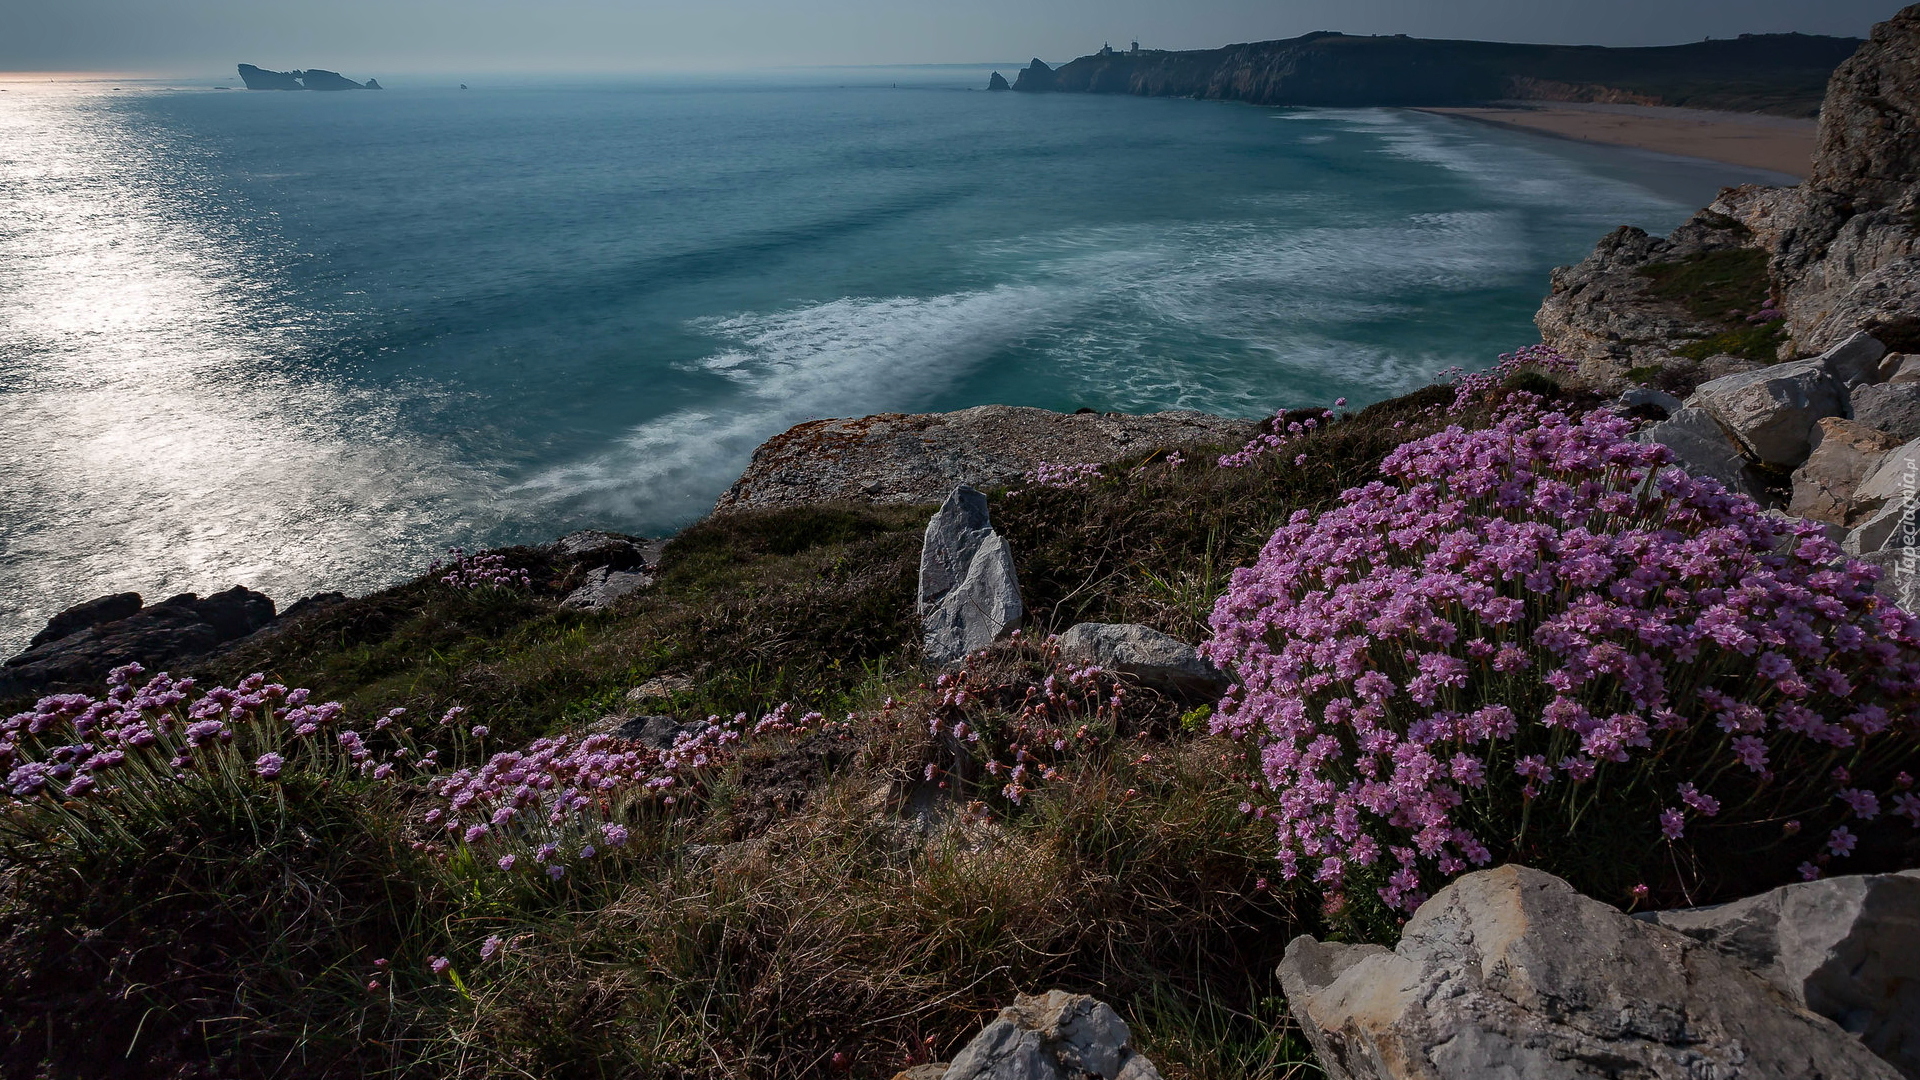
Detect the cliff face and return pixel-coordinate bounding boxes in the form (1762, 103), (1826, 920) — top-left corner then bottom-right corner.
(1538, 5), (1920, 390)
(1014, 32), (1860, 116)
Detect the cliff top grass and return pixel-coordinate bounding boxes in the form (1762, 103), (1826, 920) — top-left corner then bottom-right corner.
(3, 384), (1479, 1080)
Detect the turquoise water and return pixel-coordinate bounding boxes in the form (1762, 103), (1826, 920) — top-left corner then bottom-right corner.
(0, 69), (1791, 651)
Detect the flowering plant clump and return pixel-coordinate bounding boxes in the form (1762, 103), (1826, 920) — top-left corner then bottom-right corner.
(428, 704), (826, 875)
(431, 547), (532, 591)
(1437, 344), (1577, 415)
(1023, 461), (1105, 490)
(1218, 400), (1347, 469)
(916, 636), (1127, 806)
(1205, 409), (1920, 912)
(1, 665), (426, 848)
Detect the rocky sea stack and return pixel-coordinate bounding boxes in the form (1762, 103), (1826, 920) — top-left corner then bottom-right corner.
(237, 63), (382, 91)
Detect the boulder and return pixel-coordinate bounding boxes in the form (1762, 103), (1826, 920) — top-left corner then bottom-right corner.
(1688, 358), (1846, 466)
(1854, 382), (1920, 443)
(1889, 355), (1920, 384)
(1, 587), (277, 699)
(923, 534), (1022, 666)
(1056, 623), (1231, 700)
(1632, 407), (1769, 502)
(543, 530), (658, 570)
(1846, 494), (1920, 555)
(626, 673), (695, 703)
(560, 566), (654, 610)
(1644, 870), (1920, 1078)
(613, 714), (706, 749)
(943, 990), (1163, 1080)
(1791, 418), (1902, 524)
(1854, 435), (1920, 507)
(1614, 386), (1685, 419)
(919, 488), (1023, 665)
(1814, 329), (1891, 387)
(1278, 865), (1902, 1080)
(25, 592), (143, 650)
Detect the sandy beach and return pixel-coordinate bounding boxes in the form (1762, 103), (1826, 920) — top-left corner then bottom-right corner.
(1417, 101), (1818, 179)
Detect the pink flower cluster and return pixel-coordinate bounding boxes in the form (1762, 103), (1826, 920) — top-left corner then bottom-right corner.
(1747, 297), (1786, 325)
(1023, 461), (1105, 490)
(1205, 409), (1920, 911)
(1437, 344), (1576, 414)
(428, 703), (825, 871)
(921, 637), (1126, 805)
(2, 665), (429, 835)
(431, 547), (532, 591)
(1218, 400), (1345, 469)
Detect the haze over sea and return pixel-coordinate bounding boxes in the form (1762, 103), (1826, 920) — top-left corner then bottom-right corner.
(0, 67), (1792, 652)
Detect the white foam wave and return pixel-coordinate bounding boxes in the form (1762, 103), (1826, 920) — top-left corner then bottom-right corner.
(517, 286), (1068, 520)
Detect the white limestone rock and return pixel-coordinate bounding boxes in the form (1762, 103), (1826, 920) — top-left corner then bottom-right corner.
(1278, 865), (1902, 1080)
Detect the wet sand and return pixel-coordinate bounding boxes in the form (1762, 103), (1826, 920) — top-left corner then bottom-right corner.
(1416, 101), (1818, 179)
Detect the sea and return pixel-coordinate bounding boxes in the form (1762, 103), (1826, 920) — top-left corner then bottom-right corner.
(0, 67), (1796, 653)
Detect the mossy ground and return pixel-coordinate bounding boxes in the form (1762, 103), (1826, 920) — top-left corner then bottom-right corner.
(1637, 247), (1788, 364)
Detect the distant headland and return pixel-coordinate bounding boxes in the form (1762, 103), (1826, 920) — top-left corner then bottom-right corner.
(1011, 31), (1862, 117)
(237, 64), (382, 91)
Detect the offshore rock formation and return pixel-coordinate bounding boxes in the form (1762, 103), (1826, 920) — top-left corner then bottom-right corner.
(714, 405), (1253, 513)
(237, 64), (382, 91)
(1539, 4), (1920, 391)
(1012, 32), (1859, 116)
(987, 71), (1011, 92)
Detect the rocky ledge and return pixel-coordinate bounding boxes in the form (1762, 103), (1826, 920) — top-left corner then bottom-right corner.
(712, 404), (1254, 513)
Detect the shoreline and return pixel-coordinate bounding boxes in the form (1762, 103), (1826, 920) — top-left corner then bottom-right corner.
(1414, 101), (1818, 180)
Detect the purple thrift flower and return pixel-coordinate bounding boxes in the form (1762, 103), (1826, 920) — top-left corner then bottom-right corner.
(254, 752), (285, 780)
(480, 935), (505, 960)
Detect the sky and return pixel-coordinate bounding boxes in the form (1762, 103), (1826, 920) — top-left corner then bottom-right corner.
(0, 0), (1903, 76)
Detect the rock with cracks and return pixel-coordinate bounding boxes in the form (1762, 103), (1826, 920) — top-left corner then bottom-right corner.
(919, 487), (1023, 666)
(1644, 869), (1920, 1078)
(1688, 357), (1847, 467)
(1632, 406), (1769, 501)
(1057, 622), (1230, 701)
(942, 990), (1164, 1080)
(1278, 864), (1902, 1080)
(1791, 417), (1902, 524)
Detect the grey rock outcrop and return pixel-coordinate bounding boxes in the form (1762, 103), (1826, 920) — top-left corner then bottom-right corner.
(1645, 870), (1920, 1078)
(988, 71), (1012, 91)
(943, 990), (1163, 1080)
(1847, 493), (1920, 555)
(560, 566), (654, 611)
(1854, 435), (1920, 507)
(613, 714), (706, 749)
(1689, 357), (1846, 465)
(1856, 382), (1920, 442)
(1056, 623), (1230, 700)
(1819, 329), (1893, 386)
(1613, 386), (1685, 418)
(1792, 417), (1902, 523)
(919, 488), (1023, 665)
(2, 587), (278, 699)
(1279, 864), (1903, 1080)
(714, 405), (1252, 514)
(1632, 406), (1769, 501)
(25, 592), (143, 651)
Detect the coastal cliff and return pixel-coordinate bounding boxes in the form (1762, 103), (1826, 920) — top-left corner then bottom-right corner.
(1538, 5), (1920, 391)
(1012, 31), (1860, 116)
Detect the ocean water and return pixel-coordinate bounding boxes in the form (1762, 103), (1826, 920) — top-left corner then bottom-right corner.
(0, 68), (1793, 652)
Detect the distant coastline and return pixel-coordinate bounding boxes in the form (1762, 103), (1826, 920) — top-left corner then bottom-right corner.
(1012, 31), (1860, 118)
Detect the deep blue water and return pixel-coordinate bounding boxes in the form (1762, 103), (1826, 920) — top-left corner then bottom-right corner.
(0, 68), (1793, 651)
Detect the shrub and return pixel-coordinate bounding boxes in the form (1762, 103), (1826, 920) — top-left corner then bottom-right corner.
(1205, 408), (1920, 915)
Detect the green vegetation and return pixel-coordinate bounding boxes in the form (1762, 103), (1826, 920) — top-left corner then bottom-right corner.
(1639, 248), (1772, 323)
